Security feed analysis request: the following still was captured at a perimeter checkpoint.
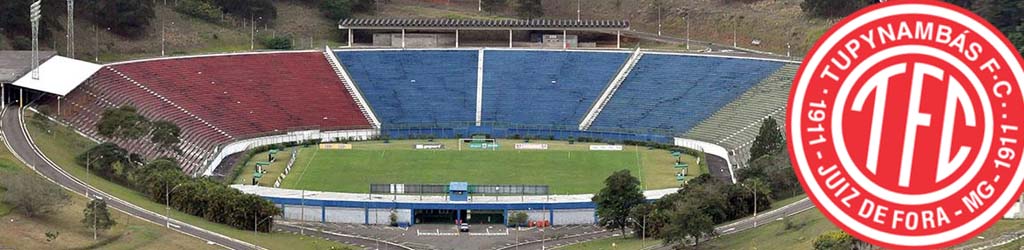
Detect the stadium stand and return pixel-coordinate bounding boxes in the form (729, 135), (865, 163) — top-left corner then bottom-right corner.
(336, 50), (478, 124)
(684, 64), (798, 166)
(57, 52), (371, 174)
(481, 50), (628, 125)
(589, 54), (784, 133)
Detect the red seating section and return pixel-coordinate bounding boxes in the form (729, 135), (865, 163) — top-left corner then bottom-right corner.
(57, 52), (371, 175)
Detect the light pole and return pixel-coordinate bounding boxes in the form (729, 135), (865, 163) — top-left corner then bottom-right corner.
(92, 197), (98, 240)
(165, 183), (184, 228)
(250, 14), (262, 51)
(684, 17), (690, 50)
(85, 151), (91, 197)
(657, 6), (662, 36)
(576, 0), (581, 22)
(733, 18), (738, 48)
(94, 27), (109, 62)
(628, 215), (647, 248)
(67, 0), (74, 58)
(253, 214), (273, 250)
(740, 183), (758, 227)
(161, 21), (174, 56)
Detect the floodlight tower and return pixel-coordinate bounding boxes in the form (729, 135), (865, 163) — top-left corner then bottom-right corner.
(68, 0), (74, 58)
(31, 0), (42, 80)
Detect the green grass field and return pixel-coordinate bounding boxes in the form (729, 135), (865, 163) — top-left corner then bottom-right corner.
(274, 139), (700, 194)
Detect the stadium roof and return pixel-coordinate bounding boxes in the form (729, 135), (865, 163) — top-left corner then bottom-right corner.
(338, 18), (630, 31)
(11, 56), (102, 96)
(0, 50), (57, 83)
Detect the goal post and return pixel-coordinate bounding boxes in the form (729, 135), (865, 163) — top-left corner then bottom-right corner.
(458, 137), (498, 151)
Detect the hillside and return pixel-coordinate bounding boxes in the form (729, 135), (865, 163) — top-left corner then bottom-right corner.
(378, 0), (832, 55)
(1, 0), (829, 60)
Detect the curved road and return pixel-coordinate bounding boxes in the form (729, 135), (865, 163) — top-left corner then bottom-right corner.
(0, 107), (253, 250)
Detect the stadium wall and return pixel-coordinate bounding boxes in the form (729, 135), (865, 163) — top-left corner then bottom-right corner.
(234, 185), (678, 226)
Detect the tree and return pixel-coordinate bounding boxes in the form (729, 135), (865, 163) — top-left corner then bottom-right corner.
(97, 106), (150, 141)
(738, 150), (802, 199)
(82, 199), (117, 234)
(320, 0), (353, 20)
(76, 142), (131, 179)
(660, 200), (715, 246)
(352, 0), (376, 14)
(814, 230), (853, 250)
(78, 0), (156, 37)
(740, 178), (772, 215)
(749, 116), (785, 163)
(481, 0), (508, 13)
(628, 203), (665, 238)
(214, 0), (277, 20)
(508, 212), (529, 227)
(149, 121), (182, 152)
(800, 0), (874, 18)
(515, 0), (543, 19)
(593, 170), (646, 235)
(0, 173), (70, 217)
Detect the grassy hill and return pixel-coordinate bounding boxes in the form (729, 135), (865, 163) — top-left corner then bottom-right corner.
(0, 136), (218, 249)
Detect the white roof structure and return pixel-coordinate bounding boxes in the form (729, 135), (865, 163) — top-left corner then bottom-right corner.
(11, 56), (102, 96)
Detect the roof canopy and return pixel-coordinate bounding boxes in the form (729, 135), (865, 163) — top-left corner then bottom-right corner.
(11, 56), (102, 96)
(339, 18), (630, 31)
(0, 50), (57, 83)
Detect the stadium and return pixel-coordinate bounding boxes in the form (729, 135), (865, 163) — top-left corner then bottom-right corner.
(15, 28), (795, 225)
(1, 1), (1021, 249)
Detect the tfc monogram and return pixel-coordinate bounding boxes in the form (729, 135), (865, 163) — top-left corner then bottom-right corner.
(787, 1), (1024, 248)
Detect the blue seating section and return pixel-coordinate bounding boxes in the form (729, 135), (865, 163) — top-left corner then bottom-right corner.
(337, 50), (478, 124)
(591, 54), (783, 132)
(482, 51), (628, 125)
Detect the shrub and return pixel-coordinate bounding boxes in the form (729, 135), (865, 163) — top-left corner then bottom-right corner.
(261, 36), (292, 50)
(12, 36), (31, 50)
(175, 0), (222, 23)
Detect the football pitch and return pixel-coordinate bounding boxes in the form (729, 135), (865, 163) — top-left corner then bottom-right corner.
(277, 139), (702, 194)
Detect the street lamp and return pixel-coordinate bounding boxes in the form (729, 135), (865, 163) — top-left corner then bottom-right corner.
(628, 215), (648, 248)
(165, 183), (185, 228)
(253, 214), (274, 250)
(684, 17), (690, 50)
(94, 26), (109, 62)
(740, 183), (758, 227)
(657, 6), (663, 36)
(250, 14), (262, 51)
(161, 21), (174, 56)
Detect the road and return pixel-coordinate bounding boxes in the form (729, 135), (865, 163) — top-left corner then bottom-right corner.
(714, 197), (815, 236)
(0, 107), (254, 250)
(275, 223), (412, 250)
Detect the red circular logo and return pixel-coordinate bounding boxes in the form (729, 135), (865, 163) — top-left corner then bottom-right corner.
(787, 1), (1024, 248)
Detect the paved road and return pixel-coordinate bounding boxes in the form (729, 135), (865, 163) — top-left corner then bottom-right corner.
(499, 229), (617, 250)
(275, 223), (412, 250)
(714, 197), (815, 236)
(0, 107), (253, 250)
